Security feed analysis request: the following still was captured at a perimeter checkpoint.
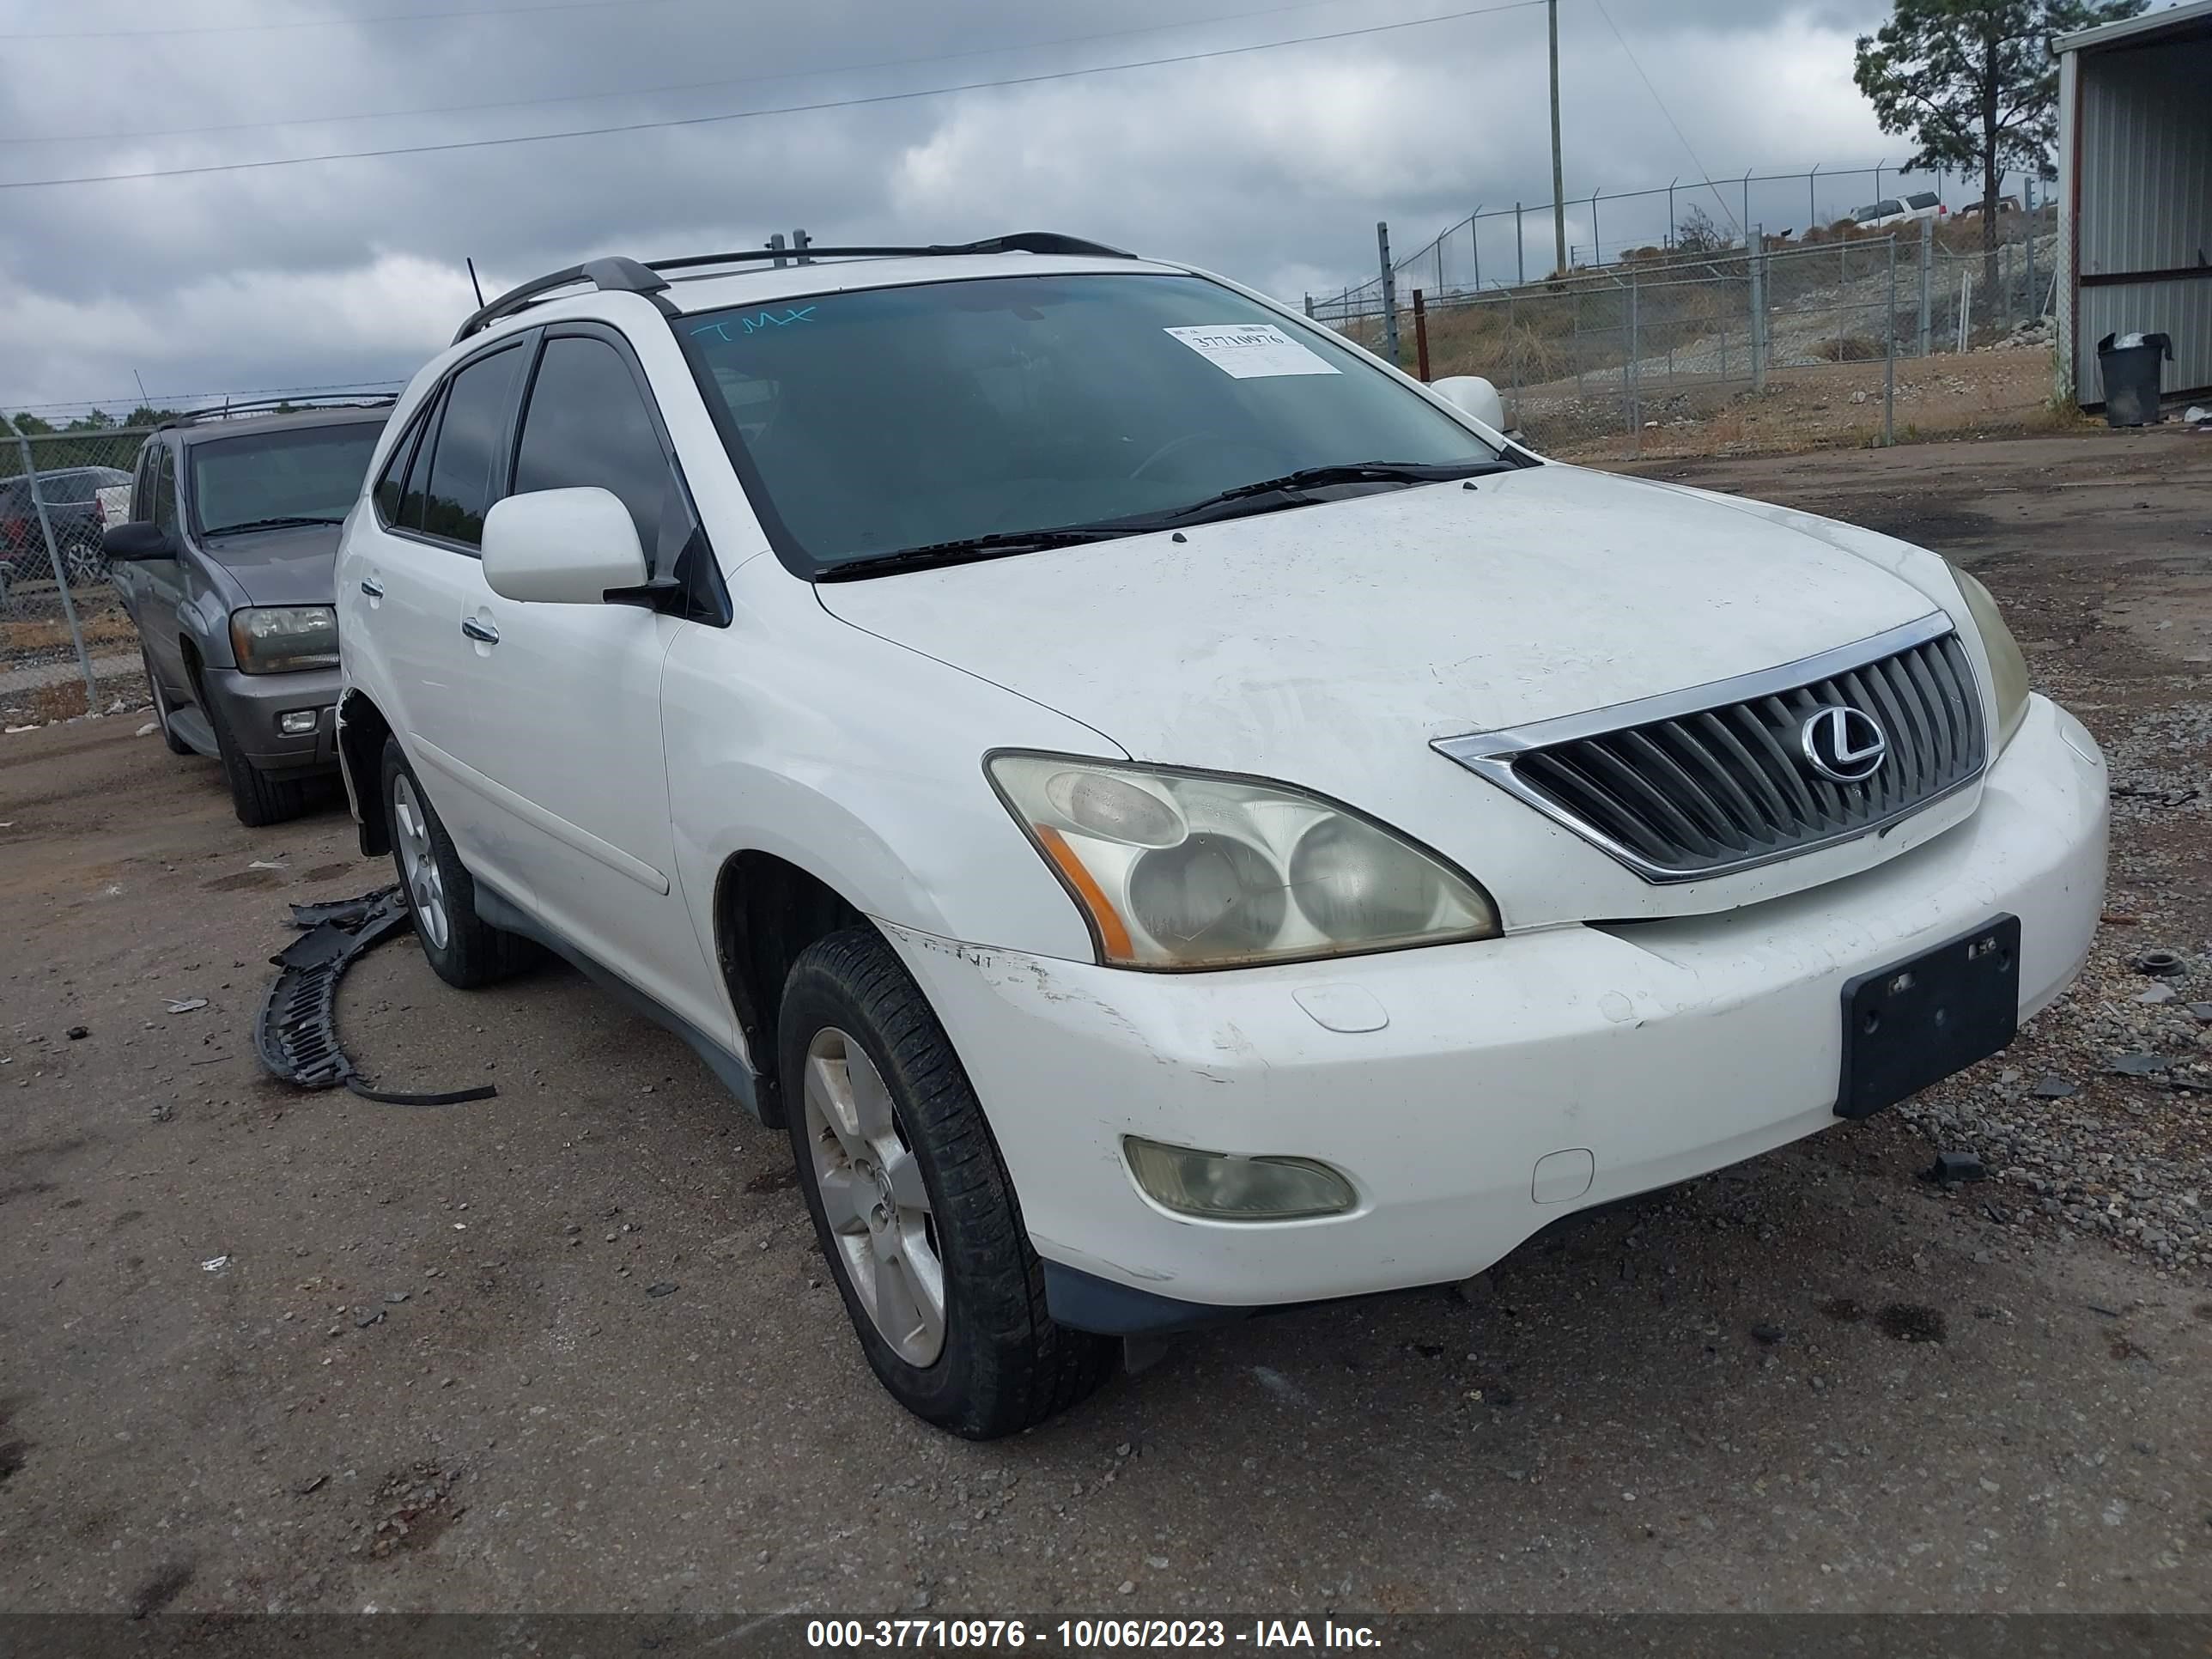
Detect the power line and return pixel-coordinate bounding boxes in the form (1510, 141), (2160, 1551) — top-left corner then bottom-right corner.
(1587, 0), (1740, 234)
(0, 0), (1549, 191)
(0, 0), (1358, 148)
(0, 0), (676, 44)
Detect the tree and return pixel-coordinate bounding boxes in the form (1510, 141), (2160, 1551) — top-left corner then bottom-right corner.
(1854, 0), (2143, 298)
(1673, 205), (1732, 255)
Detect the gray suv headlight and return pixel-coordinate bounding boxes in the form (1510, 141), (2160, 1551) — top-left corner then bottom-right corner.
(230, 605), (338, 673)
(988, 752), (1499, 969)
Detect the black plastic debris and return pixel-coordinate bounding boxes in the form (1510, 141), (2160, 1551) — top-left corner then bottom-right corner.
(2133, 950), (2189, 977)
(1925, 1151), (1987, 1185)
(255, 885), (497, 1106)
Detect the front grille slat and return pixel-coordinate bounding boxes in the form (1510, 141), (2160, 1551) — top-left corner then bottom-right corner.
(1899, 642), (1955, 779)
(1862, 658), (1928, 799)
(1730, 702), (1822, 828)
(1687, 710), (1793, 838)
(1481, 625), (1988, 880)
(1655, 720), (1770, 843)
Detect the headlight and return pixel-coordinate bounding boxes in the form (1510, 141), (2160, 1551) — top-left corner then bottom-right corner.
(229, 605), (338, 673)
(988, 752), (1499, 969)
(1950, 568), (2030, 749)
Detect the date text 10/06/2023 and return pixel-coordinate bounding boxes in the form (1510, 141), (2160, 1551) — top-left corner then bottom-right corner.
(805, 1619), (1384, 1650)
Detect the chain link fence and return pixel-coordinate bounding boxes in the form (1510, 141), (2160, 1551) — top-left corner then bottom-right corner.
(1, 418), (154, 726)
(1314, 211), (2057, 457)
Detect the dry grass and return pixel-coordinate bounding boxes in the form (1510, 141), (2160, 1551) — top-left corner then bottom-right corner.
(22, 681), (88, 722)
(1814, 334), (1885, 363)
(0, 611), (137, 654)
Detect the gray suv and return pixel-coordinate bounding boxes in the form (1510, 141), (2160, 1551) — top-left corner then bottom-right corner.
(102, 400), (390, 825)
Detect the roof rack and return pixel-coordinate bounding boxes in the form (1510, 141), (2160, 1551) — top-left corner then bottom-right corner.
(157, 393), (398, 432)
(452, 233), (1138, 343)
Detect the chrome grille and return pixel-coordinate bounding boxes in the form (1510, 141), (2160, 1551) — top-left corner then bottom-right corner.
(1434, 616), (1986, 881)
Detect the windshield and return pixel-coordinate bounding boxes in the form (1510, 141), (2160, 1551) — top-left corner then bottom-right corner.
(190, 423), (383, 536)
(682, 272), (1500, 573)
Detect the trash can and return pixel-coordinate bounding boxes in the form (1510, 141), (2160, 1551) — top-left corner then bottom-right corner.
(2096, 331), (2172, 427)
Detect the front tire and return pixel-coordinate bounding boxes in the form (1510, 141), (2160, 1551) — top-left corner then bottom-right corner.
(205, 683), (311, 827)
(779, 927), (1116, 1439)
(380, 738), (535, 988)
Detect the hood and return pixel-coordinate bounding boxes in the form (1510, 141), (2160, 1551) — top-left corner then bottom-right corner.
(200, 523), (341, 606)
(816, 465), (1946, 777)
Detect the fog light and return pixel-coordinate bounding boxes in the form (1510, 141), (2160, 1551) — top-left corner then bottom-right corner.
(1123, 1137), (1355, 1220)
(277, 708), (319, 736)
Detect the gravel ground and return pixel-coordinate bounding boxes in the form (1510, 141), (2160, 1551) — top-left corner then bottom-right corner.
(2, 431), (2208, 1618)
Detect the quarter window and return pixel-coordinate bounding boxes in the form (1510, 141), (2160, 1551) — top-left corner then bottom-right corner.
(373, 404), (428, 527)
(398, 386), (442, 532)
(418, 346), (523, 548)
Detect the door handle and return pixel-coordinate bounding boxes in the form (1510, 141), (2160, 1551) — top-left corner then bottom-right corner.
(460, 616), (500, 645)
(359, 576), (385, 599)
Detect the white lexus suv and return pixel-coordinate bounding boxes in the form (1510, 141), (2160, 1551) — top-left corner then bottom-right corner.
(334, 233), (2107, 1439)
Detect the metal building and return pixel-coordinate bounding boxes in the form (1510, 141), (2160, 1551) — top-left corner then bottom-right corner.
(2054, 0), (2212, 410)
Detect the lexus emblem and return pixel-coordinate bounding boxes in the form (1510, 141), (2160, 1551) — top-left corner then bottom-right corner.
(1799, 705), (1888, 783)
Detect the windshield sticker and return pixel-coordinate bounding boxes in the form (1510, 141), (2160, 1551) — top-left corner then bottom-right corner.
(692, 307), (817, 343)
(1164, 324), (1340, 380)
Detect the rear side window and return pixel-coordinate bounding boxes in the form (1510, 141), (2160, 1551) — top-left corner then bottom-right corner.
(418, 345), (523, 548)
(514, 336), (684, 562)
(1905, 191), (1940, 210)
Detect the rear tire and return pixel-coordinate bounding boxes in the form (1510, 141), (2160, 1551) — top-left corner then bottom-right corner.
(779, 927), (1116, 1439)
(205, 684), (311, 827)
(380, 738), (536, 988)
(143, 646), (195, 757)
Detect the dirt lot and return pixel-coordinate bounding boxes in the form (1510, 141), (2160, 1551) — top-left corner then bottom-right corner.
(2, 431), (2209, 1619)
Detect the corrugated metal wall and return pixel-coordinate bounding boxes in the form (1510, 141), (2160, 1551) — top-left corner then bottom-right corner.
(2070, 34), (2212, 402)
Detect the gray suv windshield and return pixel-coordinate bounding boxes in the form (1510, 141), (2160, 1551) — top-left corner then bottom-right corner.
(682, 272), (1498, 574)
(191, 424), (381, 536)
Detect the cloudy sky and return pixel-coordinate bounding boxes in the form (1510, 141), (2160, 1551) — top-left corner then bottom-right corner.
(0, 0), (1965, 413)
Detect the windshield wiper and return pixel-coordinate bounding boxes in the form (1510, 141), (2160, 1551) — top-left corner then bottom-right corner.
(1154, 459), (1512, 523)
(204, 515), (345, 536)
(815, 459), (1516, 580)
(817, 524), (1142, 580)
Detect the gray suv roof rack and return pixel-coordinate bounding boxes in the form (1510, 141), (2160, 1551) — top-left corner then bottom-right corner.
(156, 393), (398, 432)
(452, 233), (1137, 344)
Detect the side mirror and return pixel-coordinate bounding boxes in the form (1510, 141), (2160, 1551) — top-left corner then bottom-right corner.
(101, 521), (176, 562)
(480, 487), (647, 605)
(1431, 375), (1507, 434)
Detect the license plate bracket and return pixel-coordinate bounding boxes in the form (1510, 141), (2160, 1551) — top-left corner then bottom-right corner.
(1835, 915), (2021, 1120)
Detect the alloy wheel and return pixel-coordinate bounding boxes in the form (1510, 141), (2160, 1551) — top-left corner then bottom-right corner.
(391, 773), (451, 952)
(803, 1026), (946, 1367)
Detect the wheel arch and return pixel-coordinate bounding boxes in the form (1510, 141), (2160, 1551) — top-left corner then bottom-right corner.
(336, 687), (394, 856)
(712, 848), (873, 1128)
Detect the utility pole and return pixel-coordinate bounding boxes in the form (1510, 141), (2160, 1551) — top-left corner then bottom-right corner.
(1547, 0), (1565, 279)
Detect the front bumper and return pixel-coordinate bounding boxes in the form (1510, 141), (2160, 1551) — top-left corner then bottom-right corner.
(887, 696), (2107, 1330)
(204, 663), (342, 775)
